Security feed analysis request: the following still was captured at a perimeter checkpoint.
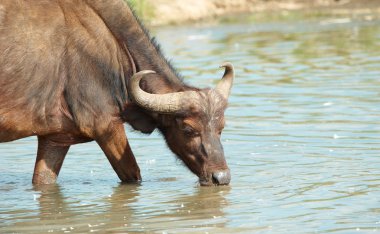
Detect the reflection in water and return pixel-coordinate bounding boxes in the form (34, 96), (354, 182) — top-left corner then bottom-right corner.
(136, 186), (231, 232)
(1, 11), (380, 233)
(35, 184), (69, 221)
(2, 184), (230, 233)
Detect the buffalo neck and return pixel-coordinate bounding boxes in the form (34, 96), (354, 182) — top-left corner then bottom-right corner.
(86, 0), (184, 90)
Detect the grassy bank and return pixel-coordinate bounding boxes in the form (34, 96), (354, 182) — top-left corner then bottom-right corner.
(125, 0), (380, 25)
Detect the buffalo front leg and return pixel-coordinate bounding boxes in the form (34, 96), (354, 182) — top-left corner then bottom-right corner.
(32, 137), (70, 184)
(96, 123), (141, 183)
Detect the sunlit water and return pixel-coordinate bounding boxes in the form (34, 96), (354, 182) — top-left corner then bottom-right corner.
(1, 12), (380, 233)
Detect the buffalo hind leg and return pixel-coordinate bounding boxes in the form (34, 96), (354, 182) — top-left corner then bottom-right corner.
(96, 123), (141, 183)
(32, 136), (70, 184)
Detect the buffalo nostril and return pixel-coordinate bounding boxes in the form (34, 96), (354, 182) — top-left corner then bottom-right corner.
(212, 170), (231, 185)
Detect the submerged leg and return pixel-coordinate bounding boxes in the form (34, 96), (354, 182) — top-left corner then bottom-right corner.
(96, 123), (141, 183)
(32, 137), (70, 184)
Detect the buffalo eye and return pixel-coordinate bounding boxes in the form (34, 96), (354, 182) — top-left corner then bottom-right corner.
(217, 125), (225, 136)
(216, 118), (225, 136)
(182, 125), (200, 137)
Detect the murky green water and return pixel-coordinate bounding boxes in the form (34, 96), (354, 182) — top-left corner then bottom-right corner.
(1, 12), (380, 233)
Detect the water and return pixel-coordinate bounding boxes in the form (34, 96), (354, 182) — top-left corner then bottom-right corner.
(1, 11), (380, 233)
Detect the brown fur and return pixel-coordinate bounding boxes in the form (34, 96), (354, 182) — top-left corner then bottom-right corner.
(0, 0), (230, 185)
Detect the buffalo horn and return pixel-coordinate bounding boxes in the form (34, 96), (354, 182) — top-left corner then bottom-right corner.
(129, 70), (199, 113)
(216, 62), (234, 100)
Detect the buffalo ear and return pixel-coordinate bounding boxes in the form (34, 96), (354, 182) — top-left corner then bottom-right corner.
(122, 105), (156, 134)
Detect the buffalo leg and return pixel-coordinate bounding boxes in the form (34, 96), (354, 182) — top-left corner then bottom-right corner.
(96, 123), (141, 183)
(32, 137), (70, 184)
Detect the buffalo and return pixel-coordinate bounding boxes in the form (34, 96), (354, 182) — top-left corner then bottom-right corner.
(0, 0), (234, 186)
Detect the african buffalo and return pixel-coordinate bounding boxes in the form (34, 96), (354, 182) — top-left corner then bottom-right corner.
(0, 0), (234, 186)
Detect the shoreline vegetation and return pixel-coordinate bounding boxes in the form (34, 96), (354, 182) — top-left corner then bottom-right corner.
(126, 0), (380, 25)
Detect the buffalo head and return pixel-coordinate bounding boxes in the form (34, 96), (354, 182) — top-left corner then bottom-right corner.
(128, 63), (234, 186)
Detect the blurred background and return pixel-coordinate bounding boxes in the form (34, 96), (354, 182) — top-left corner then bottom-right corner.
(126, 0), (380, 25)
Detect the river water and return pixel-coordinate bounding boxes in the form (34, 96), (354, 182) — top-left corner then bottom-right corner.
(1, 11), (380, 234)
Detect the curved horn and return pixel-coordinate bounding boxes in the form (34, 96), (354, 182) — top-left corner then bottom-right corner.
(216, 62), (234, 100)
(128, 70), (199, 113)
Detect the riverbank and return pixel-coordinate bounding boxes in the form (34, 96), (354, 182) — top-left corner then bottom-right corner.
(127, 0), (380, 25)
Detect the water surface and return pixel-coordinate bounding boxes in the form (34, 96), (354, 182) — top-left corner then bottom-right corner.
(1, 11), (380, 233)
